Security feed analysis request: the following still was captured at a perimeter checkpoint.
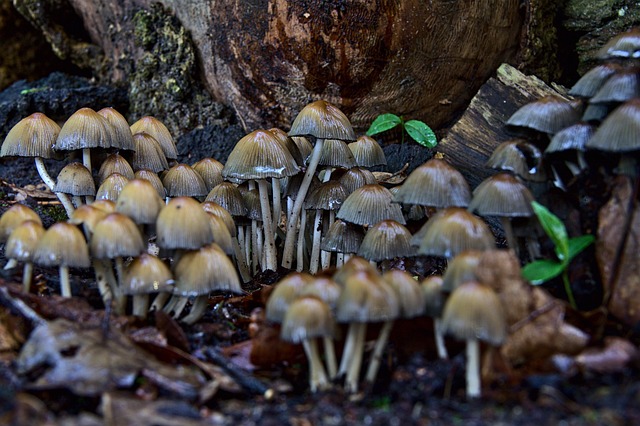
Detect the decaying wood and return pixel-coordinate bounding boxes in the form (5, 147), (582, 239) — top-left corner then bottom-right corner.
(438, 63), (569, 190)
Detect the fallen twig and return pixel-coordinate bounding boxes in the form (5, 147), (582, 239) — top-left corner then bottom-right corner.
(200, 346), (272, 397)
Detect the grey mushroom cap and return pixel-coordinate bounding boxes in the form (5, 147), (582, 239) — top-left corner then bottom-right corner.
(288, 100), (356, 141)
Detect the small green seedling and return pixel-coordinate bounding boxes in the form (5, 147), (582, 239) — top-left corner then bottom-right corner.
(366, 113), (437, 148)
(522, 201), (595, 309)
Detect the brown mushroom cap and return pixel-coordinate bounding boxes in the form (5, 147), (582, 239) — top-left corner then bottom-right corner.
(337, 167), (378, 194)
(33, 222), (90, 268)
(421, 275), (445, 317)
(597, 27), (640, 59)
(0, 204), (42, 243)
(468, 173), (535, 218)
(90, 212), (145, 259)
(156, 196), (214, 250)
(348, 135), (387, 168)
(206, 213), (234, 255)
(320, 219), (364, 254)
(205, 182), (248, 217)
(162, 163), (208, 197)
(192, 158), (225, 191)
(121, 253), (174, 295)
(316, 138), (357, 168)
(506, 95), (580, 135)
(586, 98), (640, 152)
(569, 63), (622, 98)
(5, 220), (45, 262)
(97, 107), (134, 151)
(130, 116), (178, 160)
(393, 158), (471, 208)
(265, 272), (314, 323)
(332, 255), (378, 286)
(98, 153), (135, 184)
(288, 100), (356, 141)
(268, 127), (305, 166)
(357, 219), (413, 262)
(69, 204), (108, 236)
(291, 135), (313, 162)
(299, 277), (341, 311)
(201, 201), (237, 237)
(91, 199), (116, 213)
(116, 178), (165, 225)
(487, 139), (546, 182)
(304, 181), (347, 211)
(337, 184), (406, 226)
(336, 270), (399, 323)
(589, 69), (640, 104)
(441, 250), (483, 292)
(134, 169), (166, 198)
(545, 122), (595, 155)
(54, 107), (112, 151)
(131, 132), (169, 173)
(54, 162), (96, 197)
(96, 172), (130, 201)
(441, 280), (506, 346)
(381, 269), (425, 318)
(172, 243), (242, 296)
(1, 112), (59, 159)
(281, 296), (336, 343)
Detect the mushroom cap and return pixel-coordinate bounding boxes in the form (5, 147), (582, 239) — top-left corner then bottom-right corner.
(281, 296), (336, 343)
(116, 178), (165, 225)
(569, 63), (622, 98)
(68, 204), (108, 236)
(284, 172), (320, 200)
(121, 253), (174, 295)
(382, 269), (425, 318)
(5, 220), (45, 262)
(486, 139), (546, 182)
(206, 213), (234, 255)
(337, 167), (378, 194)
(506, 95), (580, 135)
(421, 275), (445, 317)
(597, 27), (640, 59)
(268, 127), (305, 166)
(265, 272), (315, 323)
(242, 188), (262, 221)
(586, 98), (640, 152)
(172, 243), (242, 296)
(131, 132), (169, 173)
(162, 163), (208, 197)
(192, 158), (225, 191)
(134, 169), (166, 198)
(291, 136), (313, 163)
(393, 158), (471, 207)
(97, 107), (134, 151)
(357, 219), (413, 261)
(54, 162), (96, 196)
(299, 277), (341, 311)
(468, 173), (535, 218)
(288, 100), (356, 141)
(333, 255), (378, 286)
(222, 129), (300, 180)
(205, 182), (248, 217)
(96, 172), (130, 201)
(156, 196), (214, 250)
(98, 153), (135, 184)
(201, 201), (237, 237)
(90, 212), (145, 259)
(336, 270), (399, 323)
(0, 204), (42, 243)
(1, 112), (59, 159)
(91, 199), (116, 213)
(441, 280), (507, 346)
(413, 208), (496, 258)
(304, 181), (347, 211)
(545, 122), (595, 155)
(320, 219), (364, 254)
(130, 116), (178, 160)
(316, 138), (357, 168)
(589, 69), (640, 104)
(441, 250), (483, 292)
(33, 222), (90, 268)
(348, 135), (387, 168)
(337, 184), (406, 226)
(54, 107), (112, 151)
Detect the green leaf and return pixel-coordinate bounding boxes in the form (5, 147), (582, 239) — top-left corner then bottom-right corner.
(404, 120), (438, 148)
(366, 114), (402, 136)
(522, 259), (566, 284)
(567, 234), (595, 262)
(531, 201), (569, 260)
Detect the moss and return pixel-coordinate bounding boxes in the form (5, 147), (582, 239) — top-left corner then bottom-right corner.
(35, 204), (68, 226)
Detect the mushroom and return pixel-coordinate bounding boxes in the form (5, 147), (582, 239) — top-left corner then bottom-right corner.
(348, 135), (387, 169)
(131, 132), (170, 173)
(130, 116), (178, 162)
(281, 100), (356, 270)
(337, 167), (378, 195)
(97, 107), (135, 151)
(569, 63), (621, 99)
(192, 157), (225, 191)
(441, 280), (507, 398)
(121, 253), (174, 318)
(33, 222), (91, 297)
(506, 95), (581, 141)
(281, 296), (336, 392)
(54, 162), (96, 207)
(441, 250), (483, 293)
(156, 196), (214, 252)
(320, 219), (364, 267)
(98, 153), (135, 184)
(134, 169), (167, 199)
(265, 272), (314, 324)
(222, 129), (300, 271)
(357, 219), (413, 269)
(0, 204), (42, 245)
(596, 27), (640, 59)
(545, 122), (595, 189)
(589, 68), (640, 105)
(4, 220), (45, 292)
(486, 139), (547, 183)
(115, 178), (165, 251)
(0, 112), (75, 217)
(336, 184), (406, 227)
(421, 275), (448, 359)
(95, 172), (130, 201)
(162, 163), (208, 200)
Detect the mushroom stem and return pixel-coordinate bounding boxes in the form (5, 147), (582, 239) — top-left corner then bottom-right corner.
(258, 179), (277, 271)
(82, 148), (92, 173)
(336, 253), (345, 267)
(251, 220), (259, 274)
(151, 292), (171, 312)
(181, 295), (209, 325)
(166, 295), (189, 319)
(365, 320), (394, 384)
(500, 217), (519, 257)
(4, 258), (17, 270)
(320, 211), (334, 270)
(232, 236), (252, 282)
(323, 336), (337, 379)
(338, 322), (358, 376)
(59, 265), (72, 297)
(114, 257), (127, 315)
(272, 178), (282, 233)
(466, 337), (481, 398)
(72, 196), (84, 208)
(296, 209), (307, 272)
(282, 138), (324, 269)
(132, 294), (150, 318)
(302, 338), (329, 392)
(345, 322), (367, 393)
(94, 259), (115, 306)
(309, 209), (323, 274)
(434, 318), (449, 359)
(35, 157), (76, 217)
(22, 262), (34, 293)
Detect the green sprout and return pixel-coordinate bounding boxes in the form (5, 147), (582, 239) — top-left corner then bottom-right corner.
(521, 201), (595, 310)
(366, 113), (437, 148)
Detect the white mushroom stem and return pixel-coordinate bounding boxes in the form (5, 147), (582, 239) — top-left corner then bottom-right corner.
(336, 253), (345, 268)
(72, 196), (84, 208)
(181, 295), (209, 325)
(257, 179), (277, 271)
(282, 138), (324, 269)
(35, 157), (75, 217)
(320, 211), (335, 270)
(500, 217), (519, 257)
(434, 318), (449, 360)
(251, 220), (259, 274)
(151, 292), (171, 312)
(345, 322), (367, 393)
(296, 209), (308, 272)
(3, 258), (17, 270)
(59, 265), (72, 297)
(466, 337), (481, 398)
(323, 336), (337, 379)
(365, 320), (394, 384)
(272, 178), (282, 233)
(165, 295), (189, 318)
(22, 262), (34, 293)
(232, 236), (252, 282)
(309, 209), (323, 274)
(302, 338), (329, 392)
(114, 257), (127, 315)
(132, 294), (150, 318)
(82, 148), (92, 173)
(93, 259), (113, 306)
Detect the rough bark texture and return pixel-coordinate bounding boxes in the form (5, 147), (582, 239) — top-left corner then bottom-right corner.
(16, 0), (524, 132)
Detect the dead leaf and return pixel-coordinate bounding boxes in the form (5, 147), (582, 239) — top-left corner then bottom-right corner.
(102, 392), (208, 426)
(574, 337), (638, 373)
